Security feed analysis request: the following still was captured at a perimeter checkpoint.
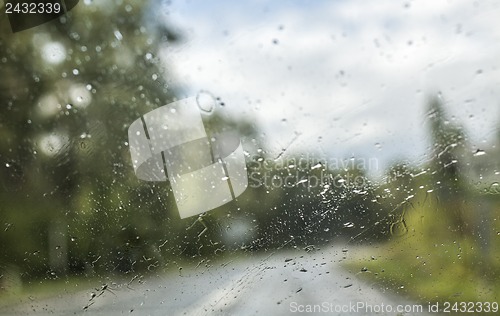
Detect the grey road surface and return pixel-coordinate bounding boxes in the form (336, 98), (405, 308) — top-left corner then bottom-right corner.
(0, 246), (430, 315)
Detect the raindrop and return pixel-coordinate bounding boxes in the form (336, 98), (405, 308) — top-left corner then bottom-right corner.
(488, 182), (500, 193)
(473, 149), (486, 157)
(390, 220), (408, 236)
(196, 91), (216, 113)
(295, 179), (308, 185)
(41, 42), (66, 64)
(114, 30), (123, 41)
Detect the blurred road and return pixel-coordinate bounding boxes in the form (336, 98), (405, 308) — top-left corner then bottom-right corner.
(0, 245), (430, 315)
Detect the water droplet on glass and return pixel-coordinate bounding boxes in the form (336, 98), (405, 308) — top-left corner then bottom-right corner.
(196, 91), (216, 113)
(114, 30), (123, 41)
(473, 149), (486, 157)
(311, 163), (322, 170)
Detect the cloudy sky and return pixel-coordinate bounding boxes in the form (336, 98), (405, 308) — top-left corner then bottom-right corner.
(158, 0), (500, 174)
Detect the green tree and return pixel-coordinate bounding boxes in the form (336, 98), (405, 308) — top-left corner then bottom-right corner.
(426, 96), (469, 235)
(0, 0), (181, 279)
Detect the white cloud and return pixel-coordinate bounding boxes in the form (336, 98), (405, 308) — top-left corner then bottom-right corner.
(161, 0), (500, 171)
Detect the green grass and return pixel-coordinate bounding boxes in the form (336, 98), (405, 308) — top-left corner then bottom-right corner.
(344, 245), (499, 303)
(343, 195), (500, 304)
(0, 275), (101, 308)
